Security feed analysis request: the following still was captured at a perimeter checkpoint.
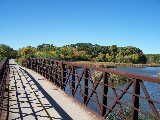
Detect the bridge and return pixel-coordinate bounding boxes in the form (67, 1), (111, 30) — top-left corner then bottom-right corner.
(0, 58), (160, 120)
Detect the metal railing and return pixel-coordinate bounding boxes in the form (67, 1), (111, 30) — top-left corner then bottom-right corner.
(0, 58), (9, 118)
(23, 58), (160, 120)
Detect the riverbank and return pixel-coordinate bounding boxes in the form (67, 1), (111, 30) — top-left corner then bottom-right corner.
(73, 61), (160, 68)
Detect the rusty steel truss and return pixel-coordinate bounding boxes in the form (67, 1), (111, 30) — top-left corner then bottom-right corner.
(23, 58), (160, 120)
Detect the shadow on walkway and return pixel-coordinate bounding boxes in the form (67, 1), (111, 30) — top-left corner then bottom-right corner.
(19, 67), (73, 120)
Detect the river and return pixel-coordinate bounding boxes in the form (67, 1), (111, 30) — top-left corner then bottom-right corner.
(113, 67), (160, 78)
(111, 67), (160, 119)
(65, 67), (160, 119)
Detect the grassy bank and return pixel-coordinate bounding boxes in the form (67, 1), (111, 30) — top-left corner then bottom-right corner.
(73, 61), (160, 68)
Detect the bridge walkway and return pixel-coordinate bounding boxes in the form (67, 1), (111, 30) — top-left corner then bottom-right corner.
(3, 60), (101, 120)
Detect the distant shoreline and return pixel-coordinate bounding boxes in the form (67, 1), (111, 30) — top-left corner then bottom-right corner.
(73, 61), (160, 68)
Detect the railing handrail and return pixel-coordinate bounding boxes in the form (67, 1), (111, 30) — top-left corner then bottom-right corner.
(0, 58), (9, 120)
(0, 58), (8, 72)
(23, 58), (160, 120)
(28, 58), (160, 83)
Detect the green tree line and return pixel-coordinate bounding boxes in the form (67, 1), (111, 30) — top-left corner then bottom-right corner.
(16, 43), (147, 64)
(0, 43), (159, 64)
(146, 54), (160, 64)
(0, 44), (17, 60)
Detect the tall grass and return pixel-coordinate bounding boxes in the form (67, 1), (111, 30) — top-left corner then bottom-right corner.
(73, 61), (160, 68)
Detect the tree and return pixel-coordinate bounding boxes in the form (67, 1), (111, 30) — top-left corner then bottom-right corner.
(146, 54), (160, 64)
(95, 53), (106, 62)
(37, 44), (56, 51)
(73, 49), (90, 61)
(18, 47), (36, 58)
(68, 43), (109, 58)
(108, 45), (118, 62)
(16, 43), (148, 64)
(0, 44), (17, 59)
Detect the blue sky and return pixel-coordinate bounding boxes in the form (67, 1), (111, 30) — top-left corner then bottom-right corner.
(0, 0), (160, 54)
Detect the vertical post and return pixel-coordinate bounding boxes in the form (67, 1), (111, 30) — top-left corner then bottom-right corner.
(40, 59), (42, 74)
(132, 79), (140, 120)
(0, 63), (2, 111)
(35, 59), (38, 72)
(37, 59), (40, 73)
(34, 59), (36, 70)
(50, 60), (53, 81)
(46, 59), (49, 79)
(33, 59), (35, 70)
(30, 59), (32, 69)
(72, 66), (76, 96)
(55, 62), (58, 86)
(50, 60), (54, 83)
(61, 63), (66, 90)
(22, 59), (25, 67)
(57, 62), (61, 87)
(36, 59), (38, 72)
(39, 59), (41, 73)
(31, 59), (33, 69)
(32, 59), (34, 70)
(27, 59), (29, 68)
(84, 68), (89, 104)
(32, 59), (34, 69)
(28, 58), (31, 69)
(102, 72), (109, 116)
(44, 59), (47, 77)
(41, 59), (43, 76)
(43, 59), (46, 77)
(48, 60), (51, 81)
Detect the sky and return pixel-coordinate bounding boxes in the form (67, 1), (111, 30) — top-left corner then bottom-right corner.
(0, 0), (160, 54)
